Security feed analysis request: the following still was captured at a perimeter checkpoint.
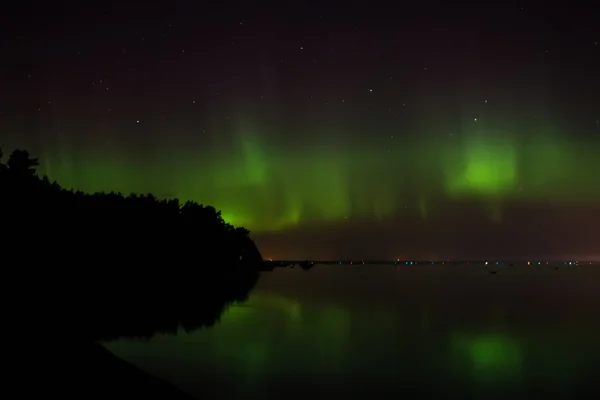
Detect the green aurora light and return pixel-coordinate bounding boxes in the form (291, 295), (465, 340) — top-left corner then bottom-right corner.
(25, 120), (600, 234)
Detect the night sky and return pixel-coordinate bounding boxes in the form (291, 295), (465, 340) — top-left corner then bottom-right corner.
(2, 1), (599, 260)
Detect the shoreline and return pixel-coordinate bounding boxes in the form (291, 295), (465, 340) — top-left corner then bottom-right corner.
(33, 341), (196, 399)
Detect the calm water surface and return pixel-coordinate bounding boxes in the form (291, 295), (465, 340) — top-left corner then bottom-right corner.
(104, 264), (600, 399)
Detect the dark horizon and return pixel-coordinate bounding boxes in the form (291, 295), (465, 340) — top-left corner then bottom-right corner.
(265, 260), (596, 264)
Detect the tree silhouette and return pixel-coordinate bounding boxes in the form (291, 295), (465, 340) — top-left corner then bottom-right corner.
(1, 146), (268, 400)
(1, 146), (263, 267)
(7, 149), (39, 178)
(2, 146), (265, 344)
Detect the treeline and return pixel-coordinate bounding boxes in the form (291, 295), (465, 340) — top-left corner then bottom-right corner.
(0, 147), (262, 266)
(0, 147), (262, 341)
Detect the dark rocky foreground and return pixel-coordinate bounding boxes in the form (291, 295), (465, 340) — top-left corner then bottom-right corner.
(17, 342), (196, 399)
(8, 267), (263, 399)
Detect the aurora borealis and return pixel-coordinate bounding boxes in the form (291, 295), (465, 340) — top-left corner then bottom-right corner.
(3, 1), (599, 259)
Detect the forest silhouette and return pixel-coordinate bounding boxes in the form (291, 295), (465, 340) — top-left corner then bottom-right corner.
(1, 147), (263, 342)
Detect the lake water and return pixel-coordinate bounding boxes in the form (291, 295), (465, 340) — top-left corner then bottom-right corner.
(104, 264), (600, 399)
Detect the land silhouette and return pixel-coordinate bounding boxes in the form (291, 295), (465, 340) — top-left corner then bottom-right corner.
(1, 147), (264, 399)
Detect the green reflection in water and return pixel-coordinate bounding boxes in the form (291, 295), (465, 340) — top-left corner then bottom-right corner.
(316, 305), (352, 368)
(450, 333), (524, 391)
(103, 267), (600, 398)
(196, 292), (353, 386)
(468, 335), (523, 377)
